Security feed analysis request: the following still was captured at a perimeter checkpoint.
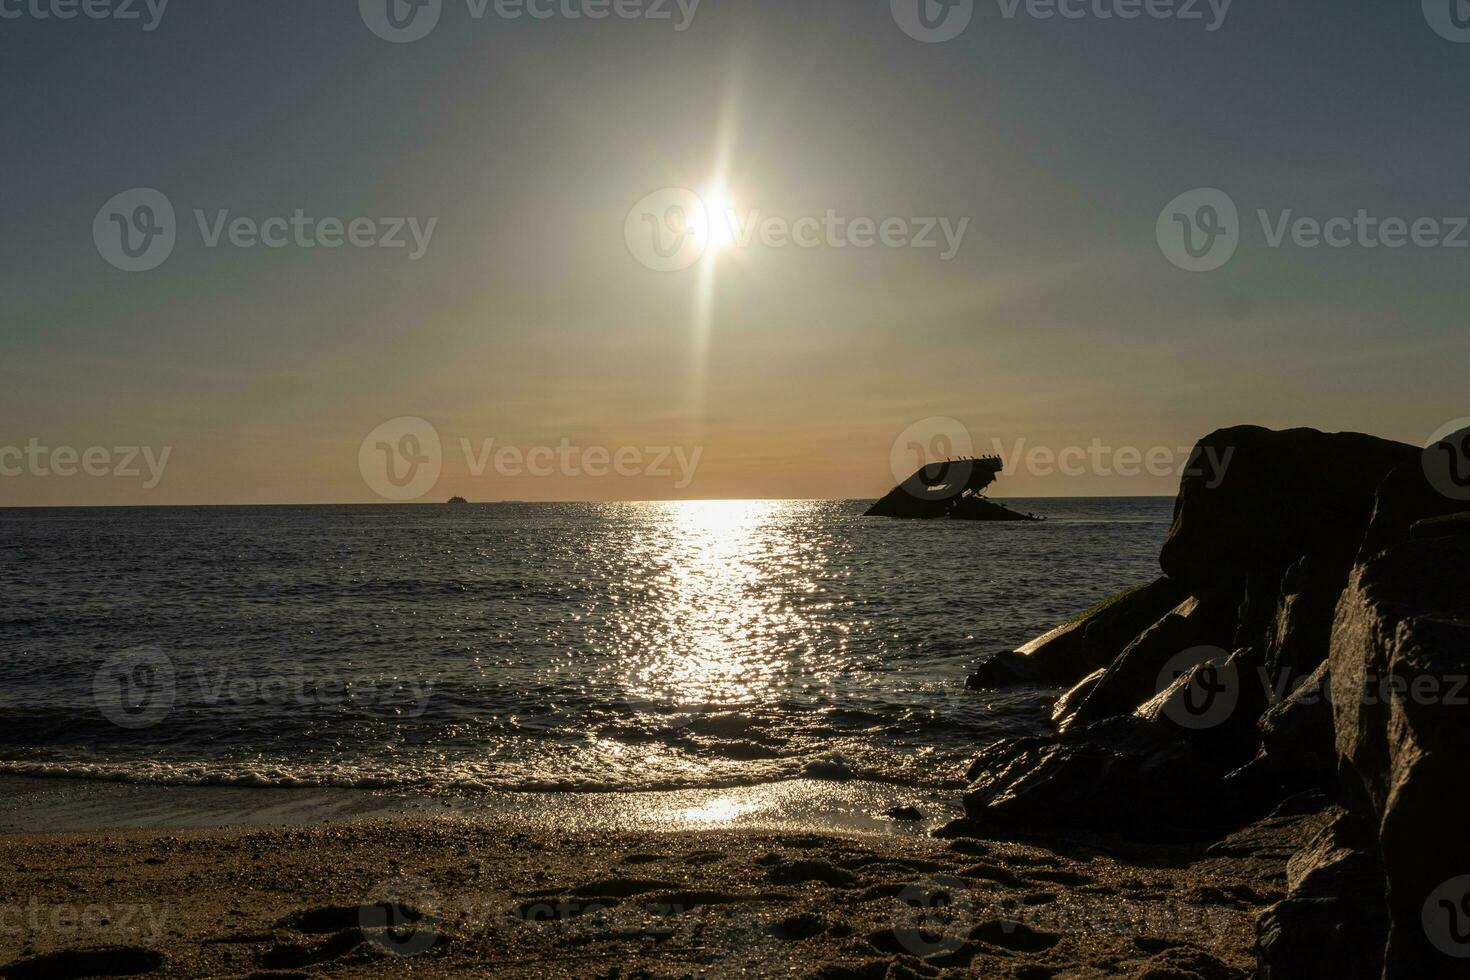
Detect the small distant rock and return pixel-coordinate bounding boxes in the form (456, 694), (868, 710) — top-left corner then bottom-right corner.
(884, 806), (925, 821)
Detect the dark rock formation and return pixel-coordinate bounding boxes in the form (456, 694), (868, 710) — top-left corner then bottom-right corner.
(1247, 661), (1337, 793)
(1232, 567), (1283, 656)
(967, 578), (1186, 690)
(1254, 808), (1388, 980)
(1410, 510), (1470, 540)
(1059, 590), (1240, 731)
(1049, 667), (1104, 729)
(1330, 536), (1470, 975)
(963, 716), (1233, 840)
(1134, 647), (1267, 775)
(865, 457), (1043, 521)
(1261, 550), (1356, 690)
(956, 424), (1470, 977)
(1159, 426), (1415, 595)
(1357, 461), (1469, 561)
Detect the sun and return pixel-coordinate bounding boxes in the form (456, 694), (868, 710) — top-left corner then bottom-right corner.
(698, 183), (737, 253)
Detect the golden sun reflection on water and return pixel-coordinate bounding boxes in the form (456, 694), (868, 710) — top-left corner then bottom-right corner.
(613, 499), (824, 705)
(672, 794), (762, 825)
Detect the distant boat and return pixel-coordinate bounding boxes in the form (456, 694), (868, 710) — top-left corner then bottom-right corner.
(865, 456), (1044, 521)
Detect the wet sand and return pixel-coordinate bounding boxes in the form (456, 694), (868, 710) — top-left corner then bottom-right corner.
(0, 797), (1316, 979)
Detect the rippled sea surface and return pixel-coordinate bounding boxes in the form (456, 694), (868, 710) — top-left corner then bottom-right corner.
(0, 499), (1171, 794)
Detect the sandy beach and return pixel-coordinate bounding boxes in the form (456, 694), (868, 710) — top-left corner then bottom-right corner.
(0, 782), (1322, 979)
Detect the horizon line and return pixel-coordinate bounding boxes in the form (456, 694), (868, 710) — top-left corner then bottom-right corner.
(0, 493), (1180, 510)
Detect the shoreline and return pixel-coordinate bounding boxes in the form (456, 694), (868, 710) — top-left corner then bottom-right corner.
(0, 775), (959, 838)
(0, 808), (1292, 978)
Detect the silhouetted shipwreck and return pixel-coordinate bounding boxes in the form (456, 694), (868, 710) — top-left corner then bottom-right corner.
(865, 456), (1044, 521)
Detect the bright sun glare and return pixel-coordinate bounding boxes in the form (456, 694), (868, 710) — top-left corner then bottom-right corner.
(699, 183), (737, 253)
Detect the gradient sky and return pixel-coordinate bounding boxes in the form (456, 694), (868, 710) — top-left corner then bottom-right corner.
(2, 0), (1466, 505)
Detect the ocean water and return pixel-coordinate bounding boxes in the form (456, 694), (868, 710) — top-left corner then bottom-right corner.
(0, 499), (1171, 797)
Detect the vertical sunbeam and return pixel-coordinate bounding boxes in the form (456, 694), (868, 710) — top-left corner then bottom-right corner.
(686, 69), (743, 424)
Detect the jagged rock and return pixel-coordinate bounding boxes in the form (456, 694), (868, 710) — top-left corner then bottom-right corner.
(1134, 647), (1266, 775)
(1247, 661), (1336, 792)
(967, 578), (1186, 690)
(1159, 426), (1416, 595)
(1050, 667), (1104, 729)
(1262, 550), (1355, 689)
(1254, 808), (1387, 979)
(1200, 790), (1338, 882)
(1060, 590), (1240, 732)
(1232, 567), (1281, 656)
(1358, 457), (1470, 561)
(1330, 537), (1470, 975)
(1410, 511), (1470, 540)
(963, 716), (1231, 840)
